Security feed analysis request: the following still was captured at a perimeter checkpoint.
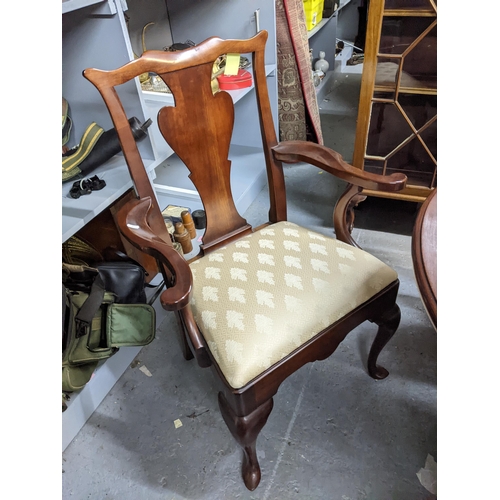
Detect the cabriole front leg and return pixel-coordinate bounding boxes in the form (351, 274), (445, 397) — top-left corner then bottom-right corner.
(218, 392), (274, 491)
(368, 303), (401, 379)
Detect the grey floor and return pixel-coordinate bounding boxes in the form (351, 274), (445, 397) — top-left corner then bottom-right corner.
(62, 70), (437, 500)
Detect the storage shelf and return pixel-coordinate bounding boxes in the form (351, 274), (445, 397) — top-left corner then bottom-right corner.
(338, 0), (353, 10)
(306, 0), (353, 36)
(308, 16), (333, 39)
(62, 0), (114, 14)
(308, 0), (352, 31)
(62, 155), (161, 242)
(315, 70), (336, 102)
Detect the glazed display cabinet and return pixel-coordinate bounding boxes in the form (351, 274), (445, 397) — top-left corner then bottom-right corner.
(353, 0), (437, 202)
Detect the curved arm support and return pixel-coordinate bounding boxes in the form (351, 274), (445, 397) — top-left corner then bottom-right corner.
(333, 184), (366, 248)
(272, 141), (407, 192)
(116, 197), (212, 367)
(179, 306), (212, 368)
(115, 197), (193, 310)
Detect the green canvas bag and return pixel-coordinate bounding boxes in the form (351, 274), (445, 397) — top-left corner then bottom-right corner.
(62, 265), (156, 393)
(62, 286), (104, 392)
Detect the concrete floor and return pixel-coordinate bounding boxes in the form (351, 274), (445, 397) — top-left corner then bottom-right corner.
(62, 68), (437, 500)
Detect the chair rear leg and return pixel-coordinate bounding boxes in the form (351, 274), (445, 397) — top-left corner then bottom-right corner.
(368, 303), (401, 379)
(174, 311), (194, 360)
(218, 392), (274, 491)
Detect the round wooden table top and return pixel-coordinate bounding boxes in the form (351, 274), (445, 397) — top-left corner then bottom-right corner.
(412, 188), (437, 329)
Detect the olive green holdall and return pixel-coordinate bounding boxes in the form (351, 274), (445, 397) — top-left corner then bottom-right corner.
(62, 267), (155, 393)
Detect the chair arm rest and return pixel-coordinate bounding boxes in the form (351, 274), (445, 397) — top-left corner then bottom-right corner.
(272, 141), (406, 192)
(116, 197), (212, 367)
(115, 197), (193, 310)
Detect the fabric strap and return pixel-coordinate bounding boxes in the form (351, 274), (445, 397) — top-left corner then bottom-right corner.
(74, 274), (106, 338)
(62, 122), (104, 181)
(62, 97), (72, 146)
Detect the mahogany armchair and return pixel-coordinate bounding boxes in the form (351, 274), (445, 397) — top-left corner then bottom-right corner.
(84, 31), (406, 490)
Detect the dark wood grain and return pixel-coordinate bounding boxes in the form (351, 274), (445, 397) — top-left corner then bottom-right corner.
(412, 188), (437, 328)
(218, 393), (274, 491)
(273, 141), (406, 192)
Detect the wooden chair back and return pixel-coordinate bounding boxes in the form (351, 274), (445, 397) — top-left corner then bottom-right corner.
(84, 30), (286, 253)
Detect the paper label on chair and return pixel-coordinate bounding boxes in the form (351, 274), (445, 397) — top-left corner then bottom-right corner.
(225, 53), (240, 75)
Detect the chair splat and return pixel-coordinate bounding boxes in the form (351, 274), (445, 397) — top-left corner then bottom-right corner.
(157, 63), (250, 250)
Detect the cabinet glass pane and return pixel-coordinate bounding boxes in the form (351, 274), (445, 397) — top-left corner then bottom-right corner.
(386, 139), (436, 188)
(401, 25), (437, 90)
(378, 17), (436, 91)
(367, 101), (414, 156)
(375, 57), (428, 90)
(366, 94), (436, 187)
(364, 159), (386, 176)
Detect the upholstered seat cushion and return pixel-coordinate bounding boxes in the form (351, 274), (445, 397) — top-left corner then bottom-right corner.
(189, 221), (397, 389)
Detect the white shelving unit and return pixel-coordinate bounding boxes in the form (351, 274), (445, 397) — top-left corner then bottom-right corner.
(308, 0), (358, 102)
(62, 0), (161, 243)
(62, 0), (113, 15)
(62, 0), (278, 451)
(308, 12), (337, 102)
(62, 156), (159, 242)
(61, 0), (161, 451)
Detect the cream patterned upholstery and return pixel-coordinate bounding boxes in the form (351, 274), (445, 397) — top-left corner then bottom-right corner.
(189, 221), (398, 389)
